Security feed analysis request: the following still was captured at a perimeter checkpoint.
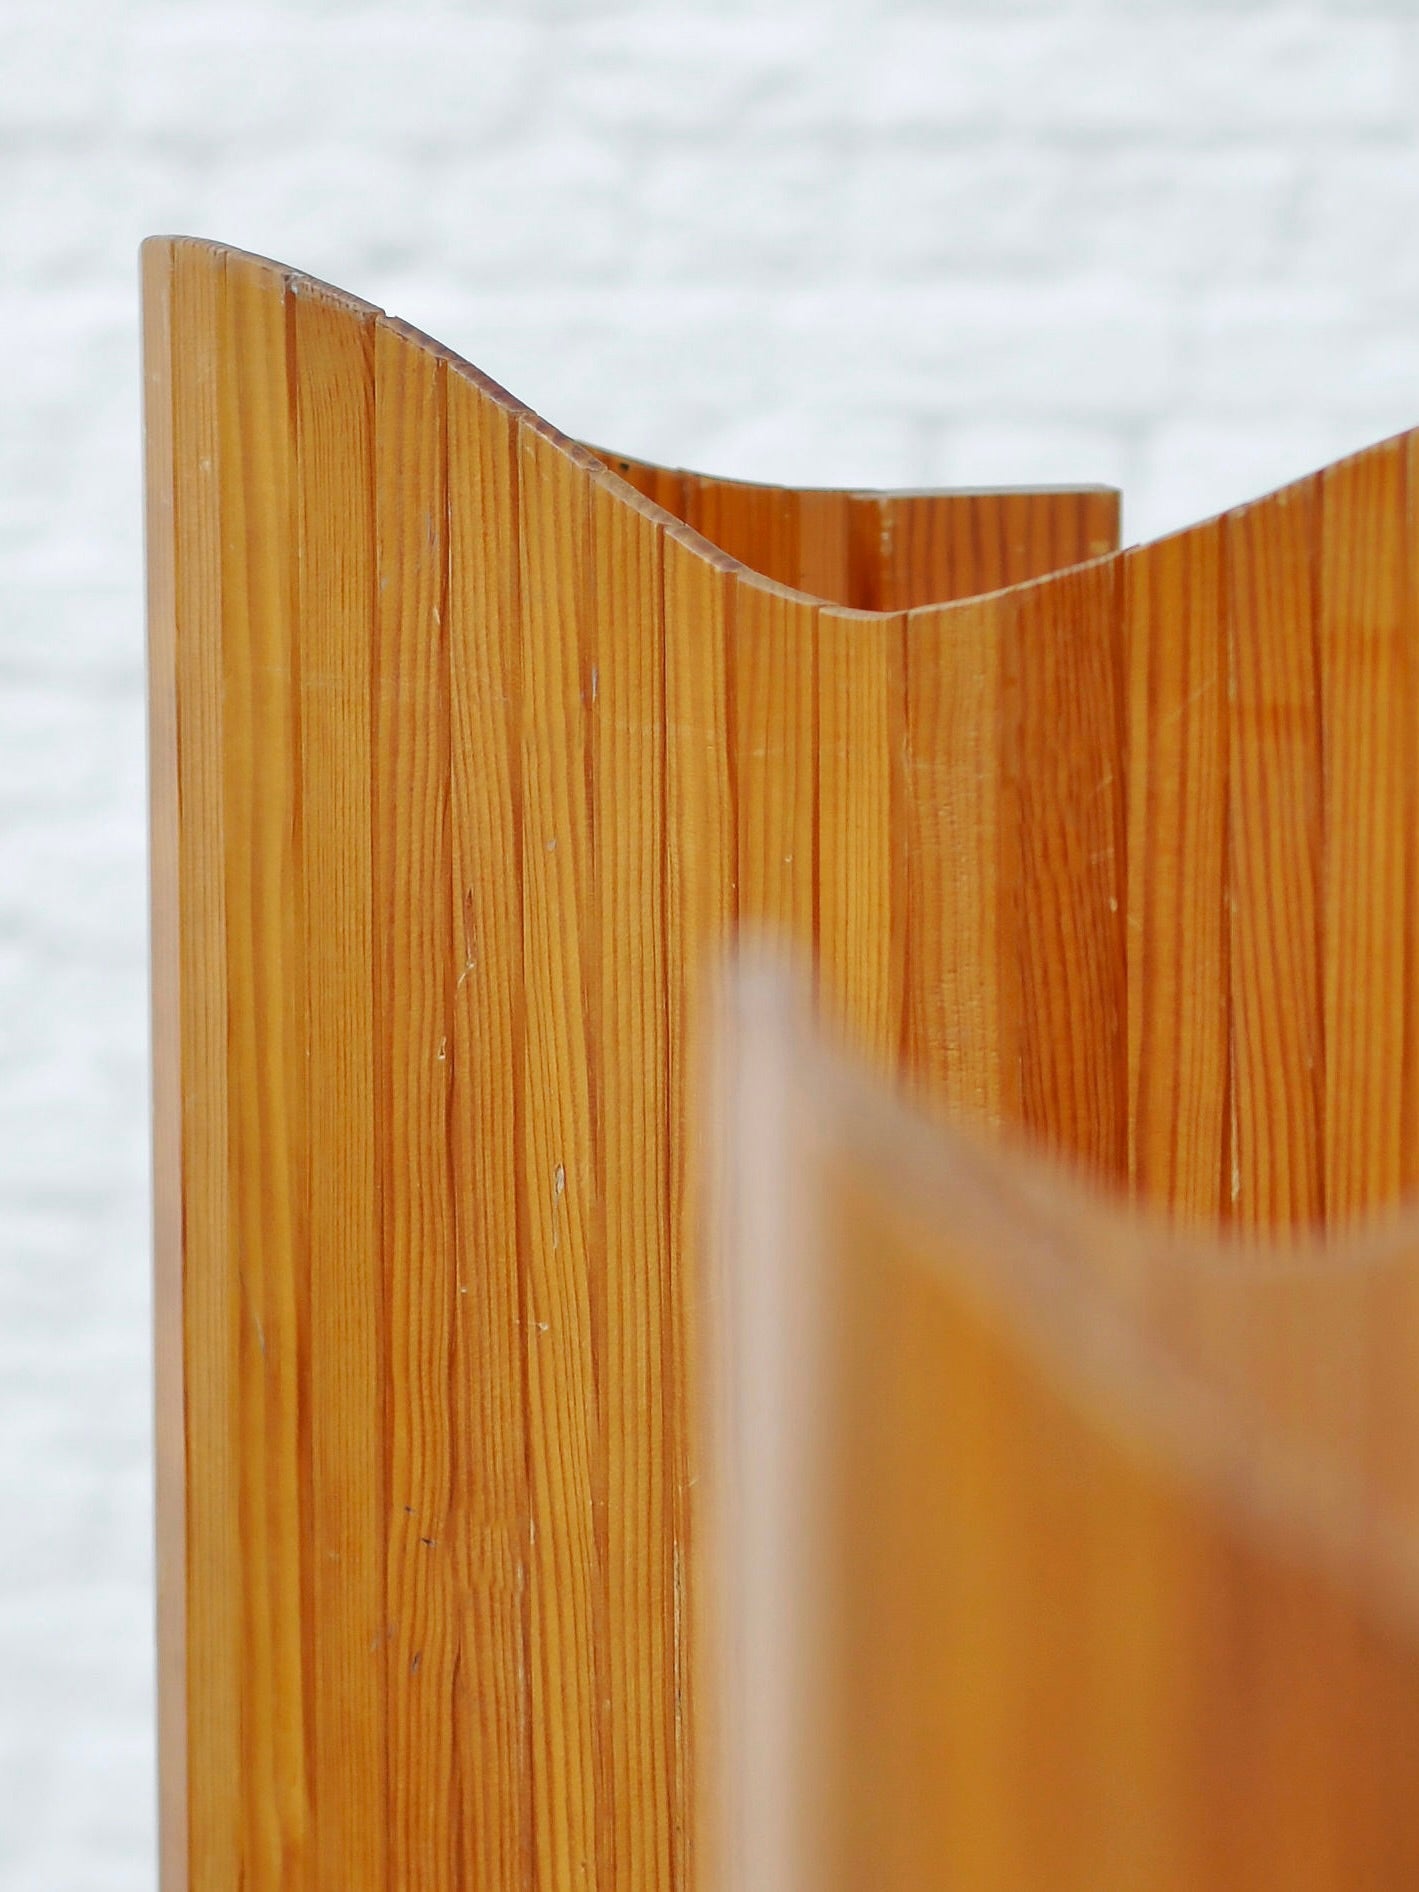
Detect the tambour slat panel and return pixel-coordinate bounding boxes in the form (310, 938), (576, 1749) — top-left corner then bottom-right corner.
(875, 492), (969, 608)
(719, 993), (1419, 1892)
(687, 477), (800, 611)
(1319, 438), (1411, 1224)
(847, 493), (889, 610)
(446, 363), (534, 1888)
(373, 320), (457, 1880)
(143, 232), (187, 1892)
(901, 597), (1019, 1125)
(589, 470), (676, 1892)
(151, 234), (230, 1892)
(218, 255), (310, 1886)
(815, 605), (904, 1071)
(1003, 485), (1120, 588)
(151, 238), (1419, 1892)
(1009, 558), (1126, 1182)
(731, 584), (817, 950)
(516, 420), (605, 1890)
(1126, 522), (1230, 1221)
(951, 493), (1013, 596)
(291, 278), (386, 1890)
(662, 526), (736, 1892)
(174, 238), (241, 1892)
(877, 491), (983, 605)
(795, 489), (852, 603)
(591, 447), (688, 520)
(873, 487), (1119, 611)
(1225, 479), (1324, 1233)
(585, 445), (1121, 612)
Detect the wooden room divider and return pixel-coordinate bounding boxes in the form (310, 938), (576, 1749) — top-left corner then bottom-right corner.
(719, 970), (1419, 1892)
(145, 236), (1419, 1888)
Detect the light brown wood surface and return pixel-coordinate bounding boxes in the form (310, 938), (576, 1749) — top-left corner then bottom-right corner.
(587, 445), (1119, 610)
(720, 975), (1419, 1892)
(146, 234), (1419, 1889)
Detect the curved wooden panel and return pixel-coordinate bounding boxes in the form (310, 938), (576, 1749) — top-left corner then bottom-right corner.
(719, 972), (1419, 1892)
(144, 233), (1419, 1889)
(587, 444), (1121, 610)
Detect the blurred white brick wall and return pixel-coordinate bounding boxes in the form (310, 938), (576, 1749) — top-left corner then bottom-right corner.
(6, 0), (1419, 1881)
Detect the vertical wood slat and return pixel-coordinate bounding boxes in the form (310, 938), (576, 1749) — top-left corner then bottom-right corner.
(585, 445), (1122, 614)
(847, 495), (889, 611)
(446, 364), (534, 1889)
(373, 320), (456, 1882)
(877, 493), (997, 607)
(590, 448), (688, 521)
(1319, 439), (1411, 1224)
(1009, 559), (1127, 1184)
(731, 584), (818, 952)
(516, 420), (604, 1891)
(166, 239), (241, 1892)
(153, 238), (1419, 1892)
(1225, 479), (1323, 1233)
(292, 278), (386, 1890)
(1006, 486), (1121, 587)
(901, 597), (1019, 1126)
(820, 1175), (1400, 1891)
(590, 474), (675, 1892)
(873, 488), (1119, 612)
(834, 1201), (1036, 1890)
(720, 998), (1419, 1892)
(1379, 432), (1419, 1590)
(796, 490), (852, 604)
(686, 479), (800, 611)
(953, 495), (1009, 596)
(662, 526), (736, 1892)
(815, 606), (904, 1072)
(1126, 522), (1230, 1221)
(218, 254), (310, 1886)
(143, 232), (191, 1892)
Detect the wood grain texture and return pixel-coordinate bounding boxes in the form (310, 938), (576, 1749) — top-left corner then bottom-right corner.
(730, 582), (818, 950)
(373, 318), (458, 1882)
(901, 596), (1019, 1125)
(795, 488), (852, 604)
(661, 524), (736, 1892)
(142, 229), (187, 1892)
(292, 276), (386, 1891)
(586, 444), (1120, 611)
(1009, 559), (1127, 1181)
(218, 252), (309, 1886)
(147, 236), (1419, 1892)
(720, 983), (1419, 1892)
(1127, 521), (1230, 1221)
(873, 486), (1118, 609)
(590, 472), (675, 1892)
(1225, 479), (1324, 1232)
(446, 361), (534, 1890)
(516, 418), (604, 1891)
(814, 605), (903, 1070)
(161, 239), (240, 1892)
(1319, 439), (1412, 1224)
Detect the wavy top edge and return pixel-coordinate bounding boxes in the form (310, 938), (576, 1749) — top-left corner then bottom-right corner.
(145, 235), (1139, 616)
(731, 962), (1419, 1646)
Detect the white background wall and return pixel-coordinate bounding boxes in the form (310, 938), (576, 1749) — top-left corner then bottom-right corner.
(6, 0), (1419, 1881)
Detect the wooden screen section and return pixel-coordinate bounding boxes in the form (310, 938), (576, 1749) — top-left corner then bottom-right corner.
(719, 973), (1419, 1892)
(143, 236), (1122, 1891)
(146, 232), (1419, 1890)
(586, 445), (1119, 610)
